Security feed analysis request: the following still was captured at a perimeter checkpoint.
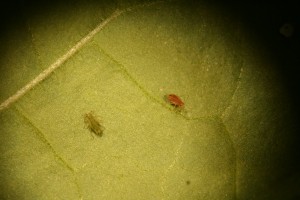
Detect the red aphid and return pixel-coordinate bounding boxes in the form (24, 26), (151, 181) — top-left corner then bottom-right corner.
(167, 94), (184, 108)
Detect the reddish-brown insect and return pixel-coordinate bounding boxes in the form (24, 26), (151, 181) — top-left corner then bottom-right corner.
(166, 94), (184, 108)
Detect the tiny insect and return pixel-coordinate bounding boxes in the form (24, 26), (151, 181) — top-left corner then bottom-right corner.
(84, 111), (104, 137)
(166, 94), (184, 108)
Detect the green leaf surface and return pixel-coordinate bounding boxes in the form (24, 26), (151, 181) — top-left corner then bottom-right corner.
(0, 0), (299, 199)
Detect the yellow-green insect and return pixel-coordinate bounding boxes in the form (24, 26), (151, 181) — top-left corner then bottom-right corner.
(84, 111), (104, 137)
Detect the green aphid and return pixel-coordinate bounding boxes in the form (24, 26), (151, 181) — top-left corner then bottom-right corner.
(84, 111), (104, 137)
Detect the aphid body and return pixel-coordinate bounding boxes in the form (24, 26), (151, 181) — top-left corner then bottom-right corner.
(167, 94), (184, 108)
(84, 111), (104, 137)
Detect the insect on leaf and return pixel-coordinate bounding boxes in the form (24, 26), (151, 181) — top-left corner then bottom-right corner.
(84, 111), (104, 137)
(166, 94), (185, 108)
